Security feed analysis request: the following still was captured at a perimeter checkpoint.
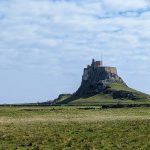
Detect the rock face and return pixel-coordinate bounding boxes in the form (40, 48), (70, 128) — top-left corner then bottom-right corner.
(73, 59), (126, 98)
(112, 91), (138, 100)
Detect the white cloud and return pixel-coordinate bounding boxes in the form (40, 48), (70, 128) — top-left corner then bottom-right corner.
(0, 0), (150, 103)
(103, 0), (149, 11)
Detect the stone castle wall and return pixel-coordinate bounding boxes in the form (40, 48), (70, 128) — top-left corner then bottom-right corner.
(103, 67), (117, 75)
(82, 66), (117, 81)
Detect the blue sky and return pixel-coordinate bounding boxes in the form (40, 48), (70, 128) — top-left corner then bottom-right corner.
(0, 0), (150, 104)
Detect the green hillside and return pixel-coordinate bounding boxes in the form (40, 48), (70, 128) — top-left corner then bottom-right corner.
(53, 94), (71, 104)
(56, 83), (150, 106)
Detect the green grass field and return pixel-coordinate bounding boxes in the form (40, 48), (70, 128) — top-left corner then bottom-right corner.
(0, 106), (150, 150)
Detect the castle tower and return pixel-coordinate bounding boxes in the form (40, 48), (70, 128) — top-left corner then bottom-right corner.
(94, 61), (103, 68)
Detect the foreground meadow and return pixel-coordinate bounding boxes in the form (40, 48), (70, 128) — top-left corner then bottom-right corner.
(0, 106), (150, 150)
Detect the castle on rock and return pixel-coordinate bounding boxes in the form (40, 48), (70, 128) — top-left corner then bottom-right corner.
(74, 59), (126, 97)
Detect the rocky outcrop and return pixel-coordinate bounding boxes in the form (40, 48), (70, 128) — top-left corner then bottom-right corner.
(112, 91), (139, 100)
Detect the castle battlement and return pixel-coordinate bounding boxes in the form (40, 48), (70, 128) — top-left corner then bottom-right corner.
(92, 59), (103, 68)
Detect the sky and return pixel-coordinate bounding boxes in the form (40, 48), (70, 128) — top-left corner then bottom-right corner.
(0, 0), (150, 104)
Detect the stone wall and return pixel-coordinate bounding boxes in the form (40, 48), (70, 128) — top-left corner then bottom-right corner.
(104, 67), (117, 74)
(82, 66), (117, 81)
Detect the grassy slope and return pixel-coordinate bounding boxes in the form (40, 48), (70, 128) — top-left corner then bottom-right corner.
(54, 94), (71, 103)
(64, 83), (150, 105)
(0, 106), (150, 150)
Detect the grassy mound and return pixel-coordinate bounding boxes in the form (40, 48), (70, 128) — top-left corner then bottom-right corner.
(53, 94), (71, 104)
(56, 83), (150, 105)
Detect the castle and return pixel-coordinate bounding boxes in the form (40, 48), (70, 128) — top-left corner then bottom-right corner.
(73, 59), (125, 96)
(54, 58), (148, 104)
(56, 59), (129, 102)
(82, 59), (118, 81)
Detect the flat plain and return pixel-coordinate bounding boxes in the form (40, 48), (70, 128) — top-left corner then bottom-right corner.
(0, 106), (150, 150)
